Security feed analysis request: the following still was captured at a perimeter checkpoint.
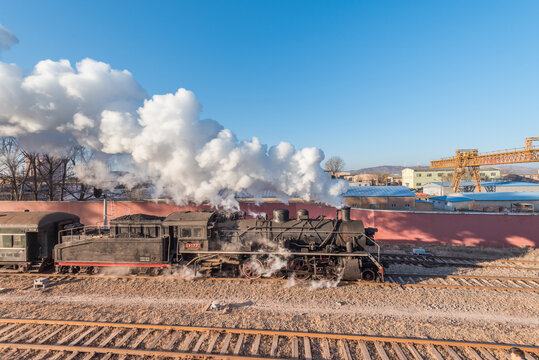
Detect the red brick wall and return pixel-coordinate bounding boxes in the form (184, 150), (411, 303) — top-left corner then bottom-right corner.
(0, 201), (536, 248)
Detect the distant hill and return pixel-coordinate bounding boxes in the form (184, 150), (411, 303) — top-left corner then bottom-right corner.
(497, 164), (539, 175)
(347, 164), (539, 176)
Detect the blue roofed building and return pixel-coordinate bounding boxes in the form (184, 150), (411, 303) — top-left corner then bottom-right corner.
(423, 181), (539, 196)
(342, 186), (417, 210)
(429, 192), (539, 212)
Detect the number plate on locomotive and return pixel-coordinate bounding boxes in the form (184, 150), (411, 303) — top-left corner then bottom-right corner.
(185, 243), (201, 248)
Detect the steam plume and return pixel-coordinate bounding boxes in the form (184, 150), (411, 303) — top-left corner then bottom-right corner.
(0, 24), (348, 209)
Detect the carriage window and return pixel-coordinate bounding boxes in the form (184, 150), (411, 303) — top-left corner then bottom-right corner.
(13, 235), (24, 248)
(180, 228), (192, 238)
(193, 228), (203, 238)
(2, 235), (13, 248)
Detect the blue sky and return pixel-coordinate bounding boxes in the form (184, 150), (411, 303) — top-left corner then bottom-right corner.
(1, 0), (538, 169)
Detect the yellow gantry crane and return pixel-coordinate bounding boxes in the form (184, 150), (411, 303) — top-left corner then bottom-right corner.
(430, 137), (539, 193)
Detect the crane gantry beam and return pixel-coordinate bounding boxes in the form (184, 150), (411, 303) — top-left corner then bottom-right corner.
(430, 137), (539, 193)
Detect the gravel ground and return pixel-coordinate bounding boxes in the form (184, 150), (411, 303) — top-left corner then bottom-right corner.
(0, 275), (537, 346)
(0, 244), (537, 347)
(380, 242), (539, 277)
(379, 242), (538, 261)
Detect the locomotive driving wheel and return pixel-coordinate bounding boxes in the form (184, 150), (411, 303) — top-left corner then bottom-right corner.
(264, 257), (286, 279)
(241, 259), (263, 279)
(312, 266), (342, 281)
(289, 258), (311, 280)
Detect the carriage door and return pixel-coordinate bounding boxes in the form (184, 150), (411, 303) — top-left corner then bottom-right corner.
(25, 232), (40, 262)
(169, 226), (179, 260)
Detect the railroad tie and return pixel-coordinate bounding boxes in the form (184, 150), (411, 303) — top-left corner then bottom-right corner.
(31, 350), (51, 360)
(0, 324), (18, 337)
(179, 331), (197, 351)
(478, 347), (497, 360)
(291, 336), (299, 359)
(516, 280), (533, 289)
(55, 325), (86, 345)
(250, 333), (261, 355)
(0, 324), (30, 342)
(98, 328), (123, 347)
(81, 351), (96, 360)
(466, 347), (484, 360)
(29, 325), (63, 343)
(69, 327), (96, 346)
(303, 336), (312, 360)
(219, 333), (232, 354)
(338, 339), (353, 360)
(10, 324), (43, 343)
(407, 343), (424, 360)
(358, 341), (372, 360)
(269, 335), (279, 357)
(391, 342), (407, 360)
(374, 341), (390, 360)
(146, 329), (169, 349)
(163, 330), (182, 350)
(443, 345), (462, 360)
(317, 338), (330, 360)
(233, 333), (245, 355)
(206, 332), (220, 353)
(192, 331), (209, 353)
(1, 348), (19, 359)
(114, 328), (136, 348)
(82, 327), (108, 346)
(129, 328), (152, 349)
(427, 344), (444, 360)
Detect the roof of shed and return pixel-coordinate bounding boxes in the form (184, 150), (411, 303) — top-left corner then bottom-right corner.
(425, 181), (539, 187)
(0, 212), (79, 228)
(430, 192), (539, 203)
(163, 211), (215, 223)
(342, 186), (416, 198)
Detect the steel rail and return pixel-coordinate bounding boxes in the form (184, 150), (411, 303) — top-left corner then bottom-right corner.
(0, 318), (537, 360)
(0, 271), (538, 292)
(380, 253), (539, 271)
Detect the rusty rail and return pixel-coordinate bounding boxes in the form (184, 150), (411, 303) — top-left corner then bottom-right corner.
(0, 319), (537, 359)
(0, 271), (538, 292)
(380, 253), (539, 271)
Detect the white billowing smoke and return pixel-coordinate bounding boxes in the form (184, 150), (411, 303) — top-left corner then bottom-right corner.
(0, 25), (348, 209)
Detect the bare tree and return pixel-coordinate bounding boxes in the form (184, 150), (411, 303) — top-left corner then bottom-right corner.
(377, 173), (390, 185)
(36, 154), (68, 201)
(324, 156), (345, 176)
(63, 146), (95, 201)
(0, 137), (31, 200)
(23, 151), (44, 200)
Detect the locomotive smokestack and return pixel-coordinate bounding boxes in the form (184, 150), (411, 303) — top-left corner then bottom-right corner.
(341, 207), (351, 222)
(273, 209), (289, 223)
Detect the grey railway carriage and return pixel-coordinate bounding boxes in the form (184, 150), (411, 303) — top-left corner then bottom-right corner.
(0, 211), (79, 272)
(54, 208), (384, 281)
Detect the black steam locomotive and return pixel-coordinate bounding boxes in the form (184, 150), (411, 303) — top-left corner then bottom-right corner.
(1, 208), (384, 281)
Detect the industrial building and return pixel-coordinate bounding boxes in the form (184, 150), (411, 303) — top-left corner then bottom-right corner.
(342, 186), (416, 210)
(402, 167), (501, 189)
(423, 181), (539, 196)
(430, 192), (539, 212)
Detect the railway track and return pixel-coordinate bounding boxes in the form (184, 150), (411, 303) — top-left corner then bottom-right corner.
(380, 253), (539, 271)
(0, 272), (538, 292)
(0, 319), (537, 360)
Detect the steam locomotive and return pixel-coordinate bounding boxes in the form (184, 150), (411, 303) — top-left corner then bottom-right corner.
(0, 208), (384, 281)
